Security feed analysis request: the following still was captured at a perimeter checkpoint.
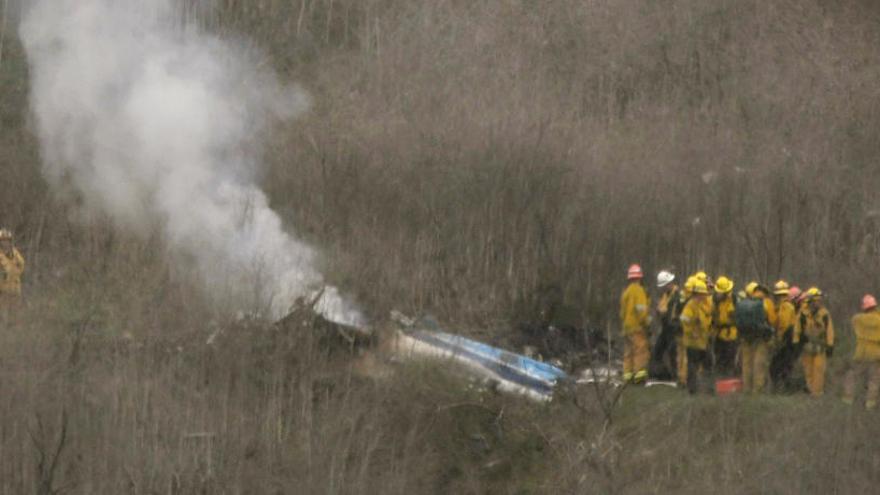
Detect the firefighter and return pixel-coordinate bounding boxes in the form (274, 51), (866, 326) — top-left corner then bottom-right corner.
(697, 271), (716, 292)
(650, 270), (682, 381)
(680, 280), (713, 394)
(843, 295), (880, 409)
(620, 264), (651, 383)
(711, 276), (737, 376)
(794, 287), (834, 397)
(0, 229), (25, 325)
(769, 280), (799, 391)
(790, 286), (806, 321)
(676, 276), (698, 386)
(735, 282), (777, 393)
(789, 286), (803, 309)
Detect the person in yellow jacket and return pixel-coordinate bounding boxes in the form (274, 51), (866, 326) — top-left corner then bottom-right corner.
(794, 287), (834, 397)
(675, 276), (698, 386)
(694, 270), (717, 293)
(769, 280), (799, 391)
(789, 286), (804, 310)
(737, 282), (777, 393)
(843, 295), (880, 409)
(680, 280), (713, 394)
(711, 276), (737, 377)
(620, 264), (651, 383)
(0, 229), (25, 324)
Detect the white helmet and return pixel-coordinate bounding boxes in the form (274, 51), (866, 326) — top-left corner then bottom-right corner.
(657, 270), (675, 288)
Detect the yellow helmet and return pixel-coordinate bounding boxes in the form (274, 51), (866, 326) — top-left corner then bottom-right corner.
(693, 280), (709, 295)
(694, 271), (708, 283)
(805, 287), (823, 299)
(745, 281), (759, 297)
(0, 229), (12, 241)
(714, 276), (734, 294)
(773, 280), (790, 296)
(684, 276), (697, 295)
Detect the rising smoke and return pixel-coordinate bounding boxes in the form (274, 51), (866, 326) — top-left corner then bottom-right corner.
(20, 0), (366, 326)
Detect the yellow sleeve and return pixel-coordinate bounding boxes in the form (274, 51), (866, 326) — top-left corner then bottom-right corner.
(774, 303), (794, 339)
(774, 304), (786, 332)
(679, 302), (694, 335)
(764, 298), (778, 329)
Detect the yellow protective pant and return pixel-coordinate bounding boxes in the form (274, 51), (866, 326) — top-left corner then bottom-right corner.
(623, 330), (649, 379)
(801, 352), (827, 397)
(676, 337), (688, 385)
(741, 340), (769, 393)
(843, 361), (880, 408)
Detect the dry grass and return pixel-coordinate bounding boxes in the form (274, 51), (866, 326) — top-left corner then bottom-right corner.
(5, 0), (880, 322)
(2, 298), (879, 493)
(3, 0), (880, 492)
(245, 0), (880, 323)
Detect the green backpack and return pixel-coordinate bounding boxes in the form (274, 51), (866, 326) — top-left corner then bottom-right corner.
(734, 298), (773, 341)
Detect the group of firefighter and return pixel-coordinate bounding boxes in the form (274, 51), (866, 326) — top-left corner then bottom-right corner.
(620, 264), (880, 409)
(7, 223), (880, 407)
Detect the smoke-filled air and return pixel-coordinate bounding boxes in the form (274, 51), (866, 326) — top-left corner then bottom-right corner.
(19, 0), (363, 323)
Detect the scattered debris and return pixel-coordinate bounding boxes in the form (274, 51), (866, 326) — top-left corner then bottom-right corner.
(644, 380), (677, 388)
(389, 312), (569, 402)
(276, 286), (374, 347)
(510, 283), (592, 366)
(576, 367), (622, 386)
(277, 294), (629, 402)
(310, 285), (370, 330)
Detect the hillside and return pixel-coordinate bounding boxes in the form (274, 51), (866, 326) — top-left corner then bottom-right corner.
(2, 0), (880, 492)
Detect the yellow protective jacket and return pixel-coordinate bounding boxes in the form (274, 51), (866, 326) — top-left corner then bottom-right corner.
(775, 300), (797, 342)
(852, 310), (880, 362)
(761, 296), (778, 331)
(0, 248), (24, 297)
(681, 297), (712, 350)
(712, 295), (737, 341)
(620, 282), (650, 334)
(794, 306), (834, 354)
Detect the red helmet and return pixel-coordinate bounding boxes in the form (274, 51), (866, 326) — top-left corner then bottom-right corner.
(627, 264), (644, 280)
(863, 294), (878, 312)
(788, 286), (802, 302)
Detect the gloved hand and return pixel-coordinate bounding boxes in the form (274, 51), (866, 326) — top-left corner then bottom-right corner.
(826, 346), (834, 358)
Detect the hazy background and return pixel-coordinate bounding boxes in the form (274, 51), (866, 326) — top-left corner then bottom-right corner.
(1, 0), (880, 492)
(6, 0), (880, 327)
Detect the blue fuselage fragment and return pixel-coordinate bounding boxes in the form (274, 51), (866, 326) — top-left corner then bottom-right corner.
(406, 328), (569, 399)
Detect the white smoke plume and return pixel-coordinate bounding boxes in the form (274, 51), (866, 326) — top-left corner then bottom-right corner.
(20, 0), (366, 326)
